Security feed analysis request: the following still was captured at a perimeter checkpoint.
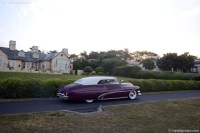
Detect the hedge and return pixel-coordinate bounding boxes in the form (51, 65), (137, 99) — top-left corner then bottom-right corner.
(0, 77), (200, 99)
(0, 78), (75, 99)
(126, 79), (200, 92)
(112, 66), (200, 80)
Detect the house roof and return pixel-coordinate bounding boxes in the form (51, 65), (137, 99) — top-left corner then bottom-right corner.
(0, 47), (62, 62)
(127, 61), (141, 65)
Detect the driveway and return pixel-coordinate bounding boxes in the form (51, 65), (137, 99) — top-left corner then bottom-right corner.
(0, 91), (200, 114)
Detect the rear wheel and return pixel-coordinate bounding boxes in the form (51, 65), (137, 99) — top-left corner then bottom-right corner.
(128, 91), (137, 100)
(85, 100), (94, 103)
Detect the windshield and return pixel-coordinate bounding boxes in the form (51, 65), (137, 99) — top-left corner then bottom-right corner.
(74, 78), (83, 84)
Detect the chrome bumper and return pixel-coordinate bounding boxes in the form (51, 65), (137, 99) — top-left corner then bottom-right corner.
(57, 93), (69, 100)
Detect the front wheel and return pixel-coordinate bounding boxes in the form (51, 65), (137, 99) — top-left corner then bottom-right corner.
(128, 91), (137, 100)
(85, 100), (94, 103)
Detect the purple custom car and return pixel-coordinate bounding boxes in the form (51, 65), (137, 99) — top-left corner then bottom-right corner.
(57, 76), (141, 103)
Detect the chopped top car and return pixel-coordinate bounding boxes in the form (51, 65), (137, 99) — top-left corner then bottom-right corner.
(57, 76), (141, 103)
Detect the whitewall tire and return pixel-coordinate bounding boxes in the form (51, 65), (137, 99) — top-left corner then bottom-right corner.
(85, 100), (94, 103)
(128, 91), (137, 100)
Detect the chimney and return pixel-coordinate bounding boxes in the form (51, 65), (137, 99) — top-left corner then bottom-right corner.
(62, 48), (68, 55)
(9, 40), (16, 50)
(31, 46), (38, 53)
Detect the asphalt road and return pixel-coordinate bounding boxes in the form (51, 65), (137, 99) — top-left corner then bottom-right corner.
(0, 91), (200, 114)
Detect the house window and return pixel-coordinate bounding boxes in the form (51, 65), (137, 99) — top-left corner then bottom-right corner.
(18, 51), (25, 57)
(0, 55), (2, 68)
(33, 53), (39, 58)
(56, 59), (67, 72)
(8, 60), (16, 69)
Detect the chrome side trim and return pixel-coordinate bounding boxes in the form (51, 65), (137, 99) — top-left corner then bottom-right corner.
(98, 91), (127, 100)
(99, 96), (128, 100)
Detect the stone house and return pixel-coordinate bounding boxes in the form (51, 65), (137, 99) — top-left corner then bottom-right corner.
(127, 55), (160, 71)
(193, 59), (200, 73)
(0, 40), (72, 73)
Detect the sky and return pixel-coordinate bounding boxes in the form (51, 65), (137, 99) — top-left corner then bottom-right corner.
(0, 0), (200, 57)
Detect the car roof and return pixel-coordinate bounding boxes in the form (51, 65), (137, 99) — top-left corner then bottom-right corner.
(74, 76), (118, 85)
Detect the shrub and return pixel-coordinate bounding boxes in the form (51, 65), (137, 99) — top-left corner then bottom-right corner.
(0, 77), (199, 99)
(22, 79), (44, 98)
(82, 72), (87, 75)
(0, 78), (76, 99)
(98, 72), (104, 75)
(43, 79), (65, 97)
(112, 66), (142, 78)
(84, 66), (93, 74)
(125, 79), (200, 92)
(136, 71), (157, 79)
(0, 77), (23, 98)
(95, 67), (104, 73)
(106, 72), (110, 75)
(90, 71), (96, 75)
(112, 67), (125, 76)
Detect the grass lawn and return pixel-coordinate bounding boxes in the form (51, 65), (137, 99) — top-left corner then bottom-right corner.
(0, 71), (133, 81)
(0, 98), (199, 133)
(0, 71), (85, 80)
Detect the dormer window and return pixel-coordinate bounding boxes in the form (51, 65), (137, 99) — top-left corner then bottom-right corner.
(18, 50), (25, 57)
(33, 52), (39, 58)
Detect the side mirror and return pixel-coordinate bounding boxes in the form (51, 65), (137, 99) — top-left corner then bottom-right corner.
(121, 80), (124, 83)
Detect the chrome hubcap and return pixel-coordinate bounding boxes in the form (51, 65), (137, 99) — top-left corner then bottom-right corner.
(129, 91), (136, 99)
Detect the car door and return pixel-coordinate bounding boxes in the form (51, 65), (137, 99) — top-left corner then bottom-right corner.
(103, 83), (127, 99)
(81, 84), (107, 100)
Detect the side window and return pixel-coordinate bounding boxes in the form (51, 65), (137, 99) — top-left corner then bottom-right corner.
(98, 79), (117, 84)
(107, 79), (116, 84)
(98, 80), (107, 84)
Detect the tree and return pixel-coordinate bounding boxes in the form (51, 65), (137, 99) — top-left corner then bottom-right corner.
(157, 52), (196, 72)
(80, 51), (89, 59)
(101, 58), (127, 73)
(88, 51), (99, 59)
(69, 54), (78, 63)
(157, 53), (178, 71)
(131, 51), (157, 61)
(48, 50), (58, 53)
(88, 59), (100, 69)
(142, 58), (156, 70)
(73, 58), (89, 70)
(176, 52), (196, 72)
(84, 66), (93, 74)
(121, 48), (133, 61)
